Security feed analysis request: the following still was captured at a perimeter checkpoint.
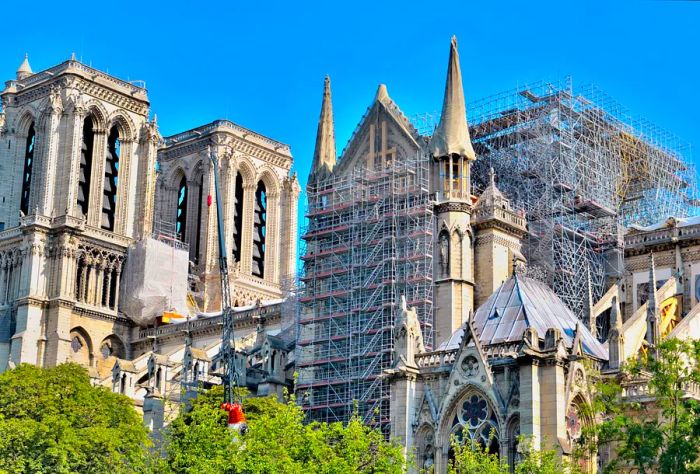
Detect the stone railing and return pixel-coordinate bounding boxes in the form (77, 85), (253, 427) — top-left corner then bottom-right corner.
(163, 119), (291, 155)
(16, 60), (147, 97)
(473, 205), (527, 229)
(622, 379), (700, 401)
(415, 350), (457, 369)
(625, 222), (700, 248)
(136, 302), (283, 340)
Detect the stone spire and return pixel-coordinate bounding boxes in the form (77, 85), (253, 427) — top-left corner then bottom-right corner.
(16, 54), (33, 80)
(646, 253), (660, 355)
(607, 294), (624, 369)
(310, 75), (336, 179)
(430, 36), (476, 160)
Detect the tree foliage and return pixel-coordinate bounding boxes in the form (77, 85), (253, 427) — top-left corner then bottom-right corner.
(445, 434), (578, 474)
(0, 363), (151, 474)
(160, 386), (406, 473)
(581, 338), (700, 474)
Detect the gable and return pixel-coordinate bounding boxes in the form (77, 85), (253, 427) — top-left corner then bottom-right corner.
(333, 99), (421, 177)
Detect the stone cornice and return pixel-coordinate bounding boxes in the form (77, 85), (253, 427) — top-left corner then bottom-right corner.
(160, 121), (292, 168)
(434, 201), (472, 214)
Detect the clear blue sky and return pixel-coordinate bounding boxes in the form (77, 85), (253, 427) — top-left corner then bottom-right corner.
(2, 0), (699, 216)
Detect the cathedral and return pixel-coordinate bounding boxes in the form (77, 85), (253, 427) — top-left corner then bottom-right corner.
(0, 40), (699, 474)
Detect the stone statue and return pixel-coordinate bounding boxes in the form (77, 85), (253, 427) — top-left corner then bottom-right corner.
(439, 232), (449, 274)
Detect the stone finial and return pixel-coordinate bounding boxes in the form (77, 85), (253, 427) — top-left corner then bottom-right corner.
(310, 75), (336, 180)
(16, 54), (33, 80)
(429, 36), (476, 160)
(375, 83), (390, 104)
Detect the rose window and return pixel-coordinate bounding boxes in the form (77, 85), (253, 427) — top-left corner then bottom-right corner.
(451, 392), (499, 454)
(566, 405), (582, 440)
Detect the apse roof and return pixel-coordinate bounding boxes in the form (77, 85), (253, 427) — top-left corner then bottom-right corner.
(438, 274), (608, 360)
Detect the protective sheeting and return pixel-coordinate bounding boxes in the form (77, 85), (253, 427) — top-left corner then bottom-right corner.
(120, 237), (190, 326)
(439, 274), (608, 360)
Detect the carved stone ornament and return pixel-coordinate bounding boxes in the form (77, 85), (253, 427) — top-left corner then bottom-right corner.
(461, 355), (479, 377)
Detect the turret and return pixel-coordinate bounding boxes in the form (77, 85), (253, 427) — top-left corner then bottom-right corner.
(430, 36), (474, 201)
(16, 54), (33, 80)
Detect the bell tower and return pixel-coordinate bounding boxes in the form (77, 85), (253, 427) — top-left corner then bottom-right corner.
(430, 37), (477, 346)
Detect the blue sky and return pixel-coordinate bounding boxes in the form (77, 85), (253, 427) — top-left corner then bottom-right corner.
(2, 0), (699, 219)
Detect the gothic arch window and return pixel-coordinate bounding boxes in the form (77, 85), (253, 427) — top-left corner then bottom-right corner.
(176, 175), (188, 242)
(78, 117), (95, 216)
(194, 173), (204, 264)
(439, 229), (450, 276)
(449, 392), (500, 456)
(101, 126), (120, 230)
(20, 123), (36, 215)
(232, 172), (244, 263)
(252, 180), (267, 278)
(507, 416), (521, 472)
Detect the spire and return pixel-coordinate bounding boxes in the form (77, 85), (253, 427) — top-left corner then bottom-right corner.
(310, 75), (336, 179)
(646, 252), (660, 355)
(430, 36), (476, 160)
(16, 54), (33, 80)
(586, 264), (597, 338)
(608, 295), (624, 370)
(375, 84), (390, 104)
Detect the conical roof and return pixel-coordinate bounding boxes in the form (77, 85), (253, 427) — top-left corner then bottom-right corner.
(439, 273), (608, 360)
(475, 168), (507, 208)
(310, 75), (336, 178)
(16, 54), (33, 79)
(430, 36), (476, 160)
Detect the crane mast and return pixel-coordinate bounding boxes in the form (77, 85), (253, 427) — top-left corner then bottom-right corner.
(210, 150), (238, 404)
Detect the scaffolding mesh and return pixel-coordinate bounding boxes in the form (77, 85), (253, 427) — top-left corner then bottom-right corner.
(296, 152), (433, 430)
(465, 79), (697, 325)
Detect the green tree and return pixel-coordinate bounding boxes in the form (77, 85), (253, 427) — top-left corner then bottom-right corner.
(445, 434), (577, 474)
(581, 338), (700, 474)
(161, 386), (406, 473)
(0, 363), (151, 474)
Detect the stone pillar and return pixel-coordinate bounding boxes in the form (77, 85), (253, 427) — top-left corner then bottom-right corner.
(519, 360), (542, 447)
(389, 370), (420, 463)
(104, 268), (113, 310)
(116, 139), (134, 236)
(113, 264), (122, 311)
(66, 105), (86, 218)
(95, 262), (105, 307)
(88, 129), (107, 228)
(540, 359), (567, 451)
(87, 261), (96, 305)
(264, 192), (279, 283)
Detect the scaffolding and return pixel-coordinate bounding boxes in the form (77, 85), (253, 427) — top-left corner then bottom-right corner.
(466, 79), (697, 325)
(296, 152), (433, 431)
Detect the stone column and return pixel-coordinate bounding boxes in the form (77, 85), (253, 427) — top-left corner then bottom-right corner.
(540, 359), (567, 451)
(389, 369), (420, 464)
(88, 129), (107, 228)
(519, 359), (542, 447)
(66, 105), (86, 218)
(41, 100), (63, 215)
(104, 267), (113, 309)
(113, 264), (122, 311)
(116, 139), (134, 236)
(95, 261), (105, 307)
(0, 257), (7, 305)
(87, 260), (96, 305)
(264, 192), (279, 283)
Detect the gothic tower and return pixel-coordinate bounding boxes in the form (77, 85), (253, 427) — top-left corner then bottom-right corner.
(429, 37), (476, 346)
(0, 55), (158, 373)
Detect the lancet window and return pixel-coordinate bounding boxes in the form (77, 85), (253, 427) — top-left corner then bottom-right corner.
(194, 174), (204, 264)
(78, 117), (95, 216)
(176, 176), (188, 242)
(232, 172), (244, 263)
(101, 126), (120, 230)
(20, 123), (36, 215)
(252, 181), (266, 278)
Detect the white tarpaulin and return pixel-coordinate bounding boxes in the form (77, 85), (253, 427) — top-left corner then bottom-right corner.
(120, 237), (190, 326)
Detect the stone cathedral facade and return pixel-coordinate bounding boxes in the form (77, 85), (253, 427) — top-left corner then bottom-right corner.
(0, 55), (299, 394)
